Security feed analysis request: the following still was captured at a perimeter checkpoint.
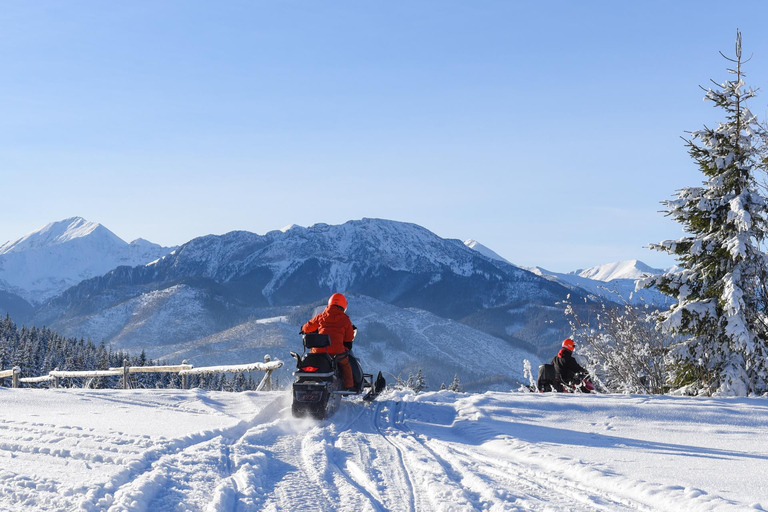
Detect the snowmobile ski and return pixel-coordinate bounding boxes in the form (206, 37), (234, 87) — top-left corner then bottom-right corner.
(363, 371), (386, 401)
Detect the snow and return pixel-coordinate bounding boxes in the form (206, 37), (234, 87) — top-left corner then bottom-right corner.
(0, 217), (174, 305)
(464, 239), (512, 264)
(0, 218), (106, 254)
(572, 260), (664, 282)
(254, 316), (288, 325)
(178, 360), (283, 376)
(59, 284), (215, 353)
(1, 387), (765, 511)
(530, 262), (672, 307)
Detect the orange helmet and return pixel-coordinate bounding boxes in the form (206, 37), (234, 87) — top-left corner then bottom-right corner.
(328, 293), (348, 311)
(562, 338), (575, 351)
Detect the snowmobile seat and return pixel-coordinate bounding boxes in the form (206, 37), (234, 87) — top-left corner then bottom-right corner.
(299, 352), (334, 373)
(303, 333), (331, 349)
(537, 363), (557, 392)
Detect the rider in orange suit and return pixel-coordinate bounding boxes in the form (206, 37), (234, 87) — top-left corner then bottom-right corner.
(302, 293), (355, 389)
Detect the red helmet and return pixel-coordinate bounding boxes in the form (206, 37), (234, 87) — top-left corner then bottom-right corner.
(328, 293), (348, 311)
(562, 338), (575, 351)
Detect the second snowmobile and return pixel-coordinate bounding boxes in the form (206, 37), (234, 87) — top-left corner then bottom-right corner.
(535, 363), (596, 393)
(290, 332), (385, 419)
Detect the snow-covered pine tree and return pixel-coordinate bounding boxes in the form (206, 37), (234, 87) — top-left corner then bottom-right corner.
(448, 374), (462, 392)
(233, 372), (247, 392)
(644, 31), (768, 396)
(403, 368), (427, 393)
(413, 368), (427, 393)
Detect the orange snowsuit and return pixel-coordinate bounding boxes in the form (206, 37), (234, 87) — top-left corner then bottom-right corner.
(302, 305), (355, 388)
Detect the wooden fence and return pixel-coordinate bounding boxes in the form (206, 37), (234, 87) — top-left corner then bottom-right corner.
(0, 355), (283, 391)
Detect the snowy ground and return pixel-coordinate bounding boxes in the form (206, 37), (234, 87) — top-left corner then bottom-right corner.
(0, 387), (766, 511)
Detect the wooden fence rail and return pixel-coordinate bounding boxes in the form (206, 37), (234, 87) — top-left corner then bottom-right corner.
(0, 355), (282, 391)
(0, 367), (20, 388)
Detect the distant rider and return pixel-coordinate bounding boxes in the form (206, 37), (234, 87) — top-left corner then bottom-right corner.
(552, 338), (587, 391)
(302, 293), (356, 390)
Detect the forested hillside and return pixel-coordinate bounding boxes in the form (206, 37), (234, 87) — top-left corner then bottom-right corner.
(0, 315), (259, 391)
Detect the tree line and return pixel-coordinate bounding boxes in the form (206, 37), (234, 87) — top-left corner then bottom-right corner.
(0, 315), (261, 391)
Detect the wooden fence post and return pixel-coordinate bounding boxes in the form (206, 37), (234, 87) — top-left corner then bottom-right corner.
(263, 355), (272, 391)
(12, 367), (20, 389)
(123, 359), (129, 390)
(181, 360), (188, 390)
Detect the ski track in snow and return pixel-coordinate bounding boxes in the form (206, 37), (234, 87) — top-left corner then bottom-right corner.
(371, 399), (635, 512)
(0, 389), (764, 512)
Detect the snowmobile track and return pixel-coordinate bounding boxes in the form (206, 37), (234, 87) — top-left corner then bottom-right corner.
(431, 440), (645, 511)
(77, 394), (287, 511)
(386, 399), (648, 512)
(372, 401), (419, 511)
(325, 405), (387, 512)
(3, 391), (759, 511)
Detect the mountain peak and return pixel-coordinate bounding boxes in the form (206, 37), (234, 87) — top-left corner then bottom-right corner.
(0, 217), (126, 255)
(0, 218), (174, 304)
(280, 224), (305, 233)
(129, 238), (166, 248)
(570, 260), (663, 282)
(464, 239), (512, 264)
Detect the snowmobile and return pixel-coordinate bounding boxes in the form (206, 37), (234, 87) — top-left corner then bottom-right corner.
(290, 332), (386, 419)
(535, 363), (596, 393)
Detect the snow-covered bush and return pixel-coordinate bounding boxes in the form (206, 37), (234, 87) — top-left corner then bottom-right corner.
(564, 296), (671, 394)
(522, 359), (535, 389)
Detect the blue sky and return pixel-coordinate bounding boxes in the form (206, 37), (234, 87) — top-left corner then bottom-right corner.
(2, 1), (768, 272)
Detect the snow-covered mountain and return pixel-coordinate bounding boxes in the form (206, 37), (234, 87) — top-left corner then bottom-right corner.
(464, 239), (512, 264)
(528, 260), (672, 307)
(8, 219), (678, 379)
(39, 218), (580, 320)
(0, 289), (34, 321)
(111, 295), (538, 390)
(30, 218), (585, 385)
(0, 217), (176, 305)
(571, 260), (665, 282)
(461, 240), (672, 308)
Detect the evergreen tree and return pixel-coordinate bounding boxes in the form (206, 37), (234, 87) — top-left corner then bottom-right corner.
(645, 31), (768, 395)
(410, 368), (427, 394)
(233, 372), (247, 392)
(448, 374), (462, 392)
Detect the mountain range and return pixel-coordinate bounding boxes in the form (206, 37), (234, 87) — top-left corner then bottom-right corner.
(0, 217), (672, 389)
(0, 217), (174, 306)
(528, 261), (671, 308)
